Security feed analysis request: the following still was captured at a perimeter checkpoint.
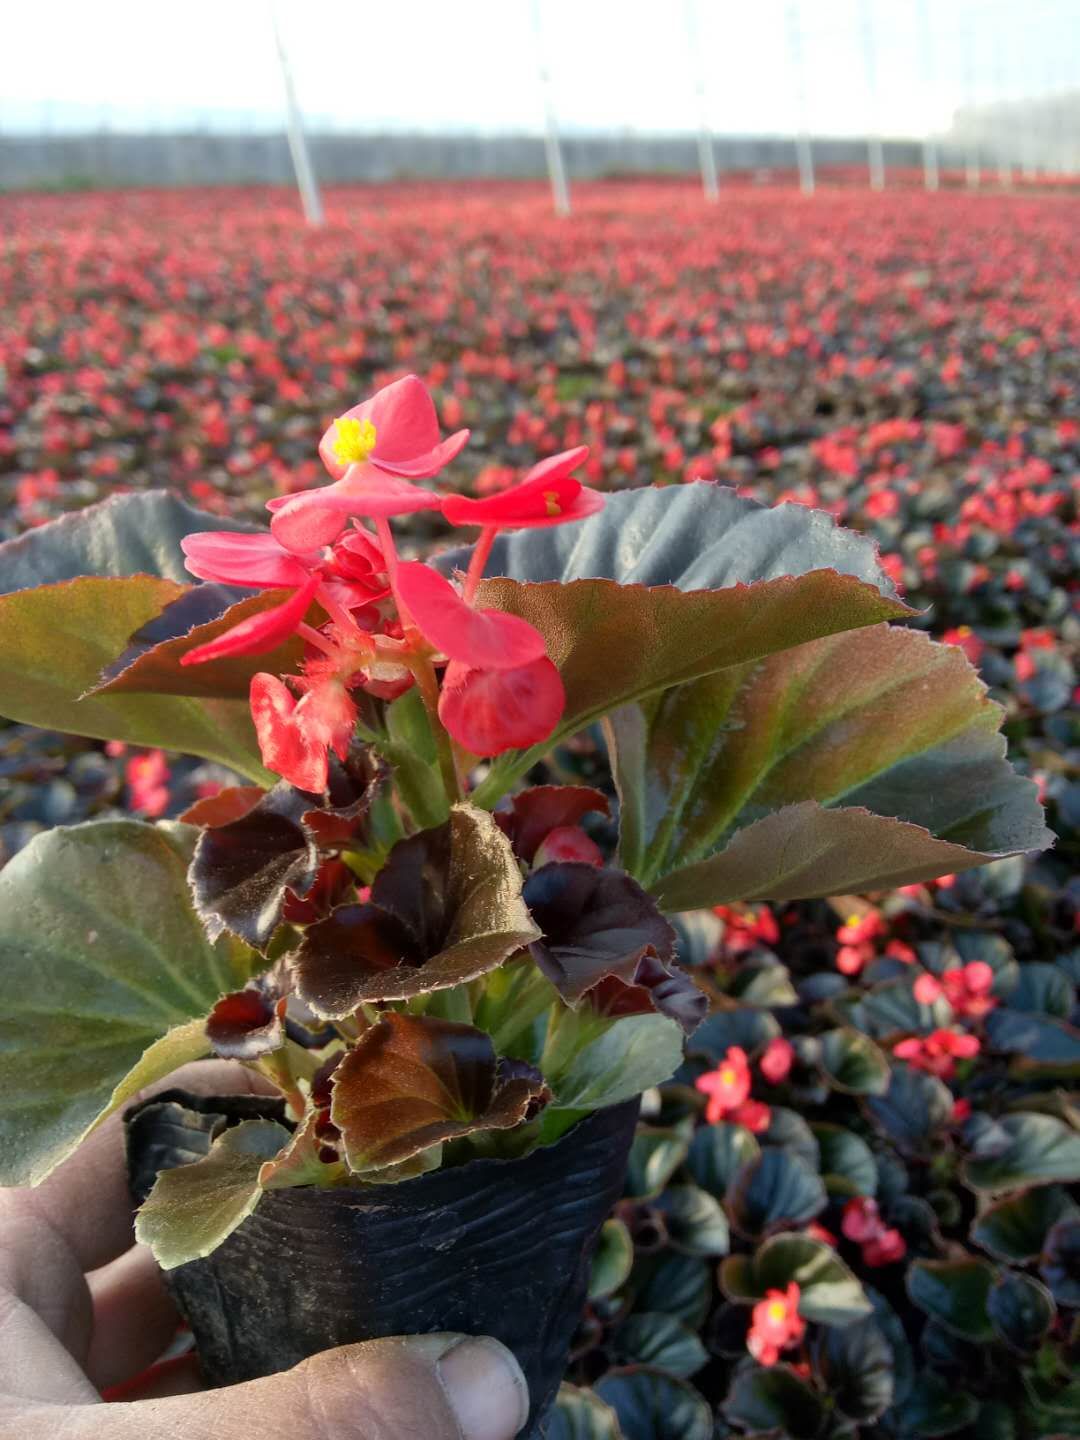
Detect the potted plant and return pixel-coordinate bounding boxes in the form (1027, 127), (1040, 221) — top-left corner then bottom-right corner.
(0, 377), (1049, 1436)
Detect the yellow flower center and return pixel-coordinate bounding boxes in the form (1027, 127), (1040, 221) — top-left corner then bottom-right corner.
(767, 1301), (788, 1322)
(543, 490), (562, 517)
(332, 417), (378, 466)
(720, 1067), (736, 1086)
(846, 913), (860, 928)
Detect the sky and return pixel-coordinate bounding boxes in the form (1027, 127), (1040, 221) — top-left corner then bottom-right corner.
(2, 0), (1078, 139)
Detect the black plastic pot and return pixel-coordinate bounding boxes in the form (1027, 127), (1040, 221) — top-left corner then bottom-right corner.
(126, 1089), (639, 1438)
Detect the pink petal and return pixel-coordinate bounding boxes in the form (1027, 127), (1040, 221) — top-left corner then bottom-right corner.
(270, 477), (440, 553)
(438, 656), (565, 756)
(180, 572), (320, 665)
(441, 447), (602, 530)
(181, 531), (314, 588)
(250, 673), (327, 792)
(318, 375), (466, 481)
(396, 561), (547, 670)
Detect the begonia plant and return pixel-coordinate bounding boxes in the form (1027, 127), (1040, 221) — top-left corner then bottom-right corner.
(0, 375), (1052, 1430)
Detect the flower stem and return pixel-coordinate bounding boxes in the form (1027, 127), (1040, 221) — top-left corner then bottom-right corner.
(297, 621), (338, 657)
(462, 526), (498, 605)
(407, 650), (463, 805)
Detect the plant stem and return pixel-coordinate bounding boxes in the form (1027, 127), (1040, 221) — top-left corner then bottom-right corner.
(407, 650), (463, 804)
(462, 525), (498, 604)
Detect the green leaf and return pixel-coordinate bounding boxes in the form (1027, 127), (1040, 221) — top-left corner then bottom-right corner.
(866, 1063), (953, 1156)
(813, 1124), (878, 1197)
(458, 483), (911, 805)
(986, 1272), (1055, 1352)
(542, 1011), (685, 1112)
(1040, 1216), (1080, 1307)
(0, 820), (254, 1187)
(819, 1027), (891, 1095)
(763, 1107), (821, 1168)
(594, 1368), (712, 1440)
(970, 1185), (1079, 1261)
(1007, 962), (1074, 1019)
(652, 1184), (730, 1257)
(379, 687), (451, 829)
(615, 1314), (708, 1380)
(889, 1370), (979, 1436)
(625, 1125), (691, 1199)
(589, 1218), (635, 1300)
(135, 1119), (289, 1269)
(633, 1252), (712, 1328)
(723, 1362), (828, 1439)
(549, 1385), (622, 1440)
(907, 1259), (997, 1342)
(687, 1121), (760, 1197)
(963, 1113), (1080, 1192)
(0, 493), (271, 779)
(610, 623), (1047, 906)
(687, 1004), (780, 1061)
(811, 1318), (895, 1422)
(720, 1233), (871, 1325)
(0, 490), (253, 587)
(985, 1009), (1080, 1080)
(726, 1149), (827, 1237)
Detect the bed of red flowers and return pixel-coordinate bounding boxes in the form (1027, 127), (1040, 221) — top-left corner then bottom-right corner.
(0, 180), (1077, 1439)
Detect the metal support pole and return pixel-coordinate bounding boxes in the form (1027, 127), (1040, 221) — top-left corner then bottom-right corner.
(686, 0), (719, 201)
(269, 0), (324, 225)
(860, 0), (885, 190)
(531, 0), (570, 217)
(917, 0), (939, 190)
(786, 2), (814, 194)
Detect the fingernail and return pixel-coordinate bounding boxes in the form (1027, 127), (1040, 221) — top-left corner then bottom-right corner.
(437, 1336), (530, 1440)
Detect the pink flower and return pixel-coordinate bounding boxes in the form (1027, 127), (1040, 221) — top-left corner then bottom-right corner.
(532, 825), (604, 868)
(437, 656), (565, 757)
(841, 1197), (906, 1267)
(441, 447), (604, 530)
(126, 749), (171, 817)
(759, 1036), (795, 1085)
(270, 374), (467, 549)
(695, 1047), (752, 1124)
(893, 1027), (980, 1080)
(395, 560), (548, 670)
(747, 1283), (805, 1367)
(249, 673), (357, 794)
(727, 1099), (772, 1133)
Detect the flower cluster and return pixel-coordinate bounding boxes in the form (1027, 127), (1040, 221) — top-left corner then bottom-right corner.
(746, 1283), (805, 1366)
(181, 375), (602, 790)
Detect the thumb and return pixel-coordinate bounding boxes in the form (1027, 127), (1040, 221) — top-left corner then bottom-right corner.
(14, 1333), (531, 1440)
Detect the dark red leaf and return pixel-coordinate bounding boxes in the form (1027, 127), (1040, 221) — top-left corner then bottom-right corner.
(179, 785), (266, 827)
(205, 988), (286, 1060)
(586, 952), (708, 1036)
(495, 784), (610, 863)
(329, 1013), (549, 1172)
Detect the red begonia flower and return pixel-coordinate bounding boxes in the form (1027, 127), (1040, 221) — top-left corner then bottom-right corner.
(180, 530), (317, 588)
(440, 447), (604, 530)
(726, 1098), (772, 1133)
(532, 825), (604, 868)
(694, 1045), (752, 1124)
(747, 1284), (804, 1367)
(249, 672), (356, 793)
(396, 560), (547, 670)
(437, 655), (565, 756)
(180, 570), (322, 666)
(759, 1036), (795, 1085)
(317, 374), (469, 482)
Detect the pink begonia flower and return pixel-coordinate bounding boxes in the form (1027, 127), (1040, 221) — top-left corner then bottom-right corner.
(180, 571), (322, 666)
(180, 530), (317, 588)
(269, 374), (467, 551)
(394, 560), (547, 670)
(249, 673), (357, 794)
(317, 374), (469, 482)
(441, 446), (603, 531)
(437, 656), (565, 756)
(759, 1036), (795, 1085)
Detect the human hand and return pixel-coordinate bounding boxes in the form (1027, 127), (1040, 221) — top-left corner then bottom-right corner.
(0, 1062), (529, 1440)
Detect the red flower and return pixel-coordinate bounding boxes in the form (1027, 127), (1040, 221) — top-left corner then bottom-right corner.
(914, 961), (996, 1019)
(942, 625), (985, 666)
(249, 673), (357, 793)
(395, 560), (547, 670)
(759, 1036), (795, 1085)
(727, 1099), (772, 1133)
(747, 1283), (805, 1366)
(841, 1197), (906, 1267)
(893, 1027), (980, 1079)
(532, 825), (604, 868)
(437, 656), (565, 757)
(126, 749), (170, 817)
(695, 1046), (752, 1124)
(317, 374), (469, 483)
(441, 447), (604, 530)
(181, 570), (322, 666)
